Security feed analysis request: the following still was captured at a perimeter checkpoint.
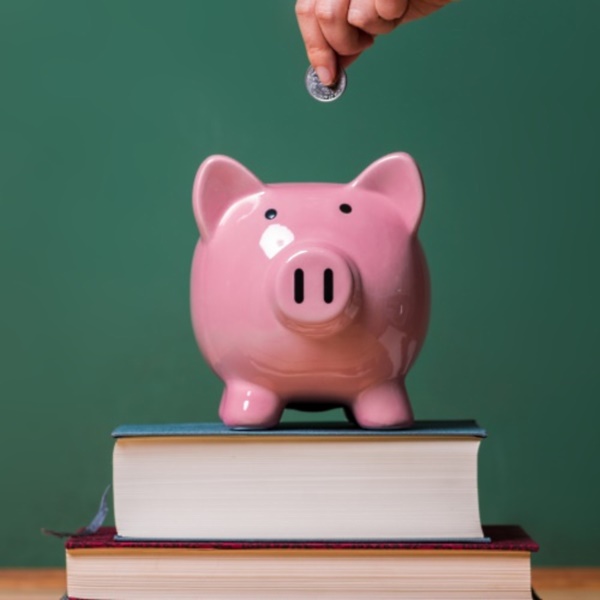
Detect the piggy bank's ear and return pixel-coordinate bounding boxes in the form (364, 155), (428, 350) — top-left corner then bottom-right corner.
(193, 155), (264, 239)
(350, 153), (424, 233)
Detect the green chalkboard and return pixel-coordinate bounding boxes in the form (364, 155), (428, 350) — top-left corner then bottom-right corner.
(0, 0), (599, 567)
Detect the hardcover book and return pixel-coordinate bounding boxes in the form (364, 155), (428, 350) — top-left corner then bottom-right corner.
(112, 420), (487, 541)
(65, 525), (539, 600)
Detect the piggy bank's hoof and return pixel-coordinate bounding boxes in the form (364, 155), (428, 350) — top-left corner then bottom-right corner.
(219, 382), (284, 429)
(352, 382), (414, 429)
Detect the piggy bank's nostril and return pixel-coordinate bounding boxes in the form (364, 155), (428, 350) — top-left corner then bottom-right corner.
(294, 269), (304, 304)
(324, 268), (334, 304)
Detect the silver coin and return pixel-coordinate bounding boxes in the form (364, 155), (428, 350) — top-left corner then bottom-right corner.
(305, 66), (347, 102)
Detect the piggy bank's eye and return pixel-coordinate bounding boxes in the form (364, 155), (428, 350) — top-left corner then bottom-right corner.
(265, 209), (277, 220)
(339, 204), (352, 214)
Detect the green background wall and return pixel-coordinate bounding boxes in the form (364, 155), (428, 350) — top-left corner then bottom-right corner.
(1, 0), (599, 567)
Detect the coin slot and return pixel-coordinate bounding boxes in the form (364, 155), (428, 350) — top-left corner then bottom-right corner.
(324, 268), (334, 304)
(294, 269), (304, 304)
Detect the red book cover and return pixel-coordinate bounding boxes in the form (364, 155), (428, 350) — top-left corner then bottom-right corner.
(66, 524), (538, 552)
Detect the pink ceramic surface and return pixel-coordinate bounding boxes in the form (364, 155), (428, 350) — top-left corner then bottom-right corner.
(191, 153), (430, 429)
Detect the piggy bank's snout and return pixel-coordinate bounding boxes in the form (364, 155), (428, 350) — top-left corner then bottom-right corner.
(273, 248), (358, 334)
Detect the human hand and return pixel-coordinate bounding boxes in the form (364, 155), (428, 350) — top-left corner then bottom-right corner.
(296, 0), (452, 86)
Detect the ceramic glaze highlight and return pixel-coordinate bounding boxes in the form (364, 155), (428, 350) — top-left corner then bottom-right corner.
(191, 153), (430, 429)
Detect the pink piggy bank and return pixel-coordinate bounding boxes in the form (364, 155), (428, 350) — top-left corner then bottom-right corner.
(190, 153), (430, 429)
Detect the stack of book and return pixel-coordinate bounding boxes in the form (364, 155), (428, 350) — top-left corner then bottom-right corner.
(64, 420), (540, 599)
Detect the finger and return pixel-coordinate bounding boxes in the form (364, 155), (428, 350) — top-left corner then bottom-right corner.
(296, 0), (338, 85)
(347, 0), (400, 35)
(315, 0), (374, 59)
(374, 0), (410, 22)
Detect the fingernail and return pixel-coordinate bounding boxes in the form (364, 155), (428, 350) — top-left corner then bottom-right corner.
(316, 66), (333, 86)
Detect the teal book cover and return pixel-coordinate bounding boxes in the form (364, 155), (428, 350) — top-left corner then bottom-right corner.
(112, 420), (487, 439)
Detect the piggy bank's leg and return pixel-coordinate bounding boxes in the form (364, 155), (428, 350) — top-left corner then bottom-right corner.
(219, 381), (284, 429)
(351, 380), (414, 429)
